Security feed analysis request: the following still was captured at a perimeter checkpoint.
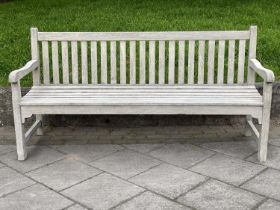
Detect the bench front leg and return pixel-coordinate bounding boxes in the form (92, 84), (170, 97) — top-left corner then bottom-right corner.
(258, 82), (272, 162)
(11, 82), (27, 160)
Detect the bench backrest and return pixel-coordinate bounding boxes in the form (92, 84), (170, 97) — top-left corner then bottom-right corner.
(31, 26), (257, 86)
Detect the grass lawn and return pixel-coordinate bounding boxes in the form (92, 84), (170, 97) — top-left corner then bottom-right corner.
(0, 0), (279, 86)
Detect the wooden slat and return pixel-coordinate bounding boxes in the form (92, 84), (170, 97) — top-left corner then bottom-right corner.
(188, 40), (195, 84)
(110, 41), (116, 84)
(32, 85), (259, 91)
(71, 41), (78, 84)
(129, 41), (136, 84)
(198, 41), (205, 84)
(228, 40), (235, 84)
(101, 41), (107, 84)
(32, 85), (259, 90)
(238, 40), (246, 84)
(61, 41), (69, 84)
(217, 40), (225, 84)
(91, 41), (98, 84)
(51, 41), (59, 84)
(120, 41), (126, 84)
(81, 41), (88, 84)
(42, 41), (50, 84)
(38, 31), (250, 41)
(139, 41), (146, 84)
(178, 41), (185, 84)
(158, 41), (165, 84)
(168, 41), (175, 84)
(207, 40), (215, 84)
(149, 41), (155, 84)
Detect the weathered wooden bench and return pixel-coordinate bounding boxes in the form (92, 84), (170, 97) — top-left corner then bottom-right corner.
(9, 26), (274, 161)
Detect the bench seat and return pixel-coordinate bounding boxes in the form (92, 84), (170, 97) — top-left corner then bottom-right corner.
(21, 85), (263, 106)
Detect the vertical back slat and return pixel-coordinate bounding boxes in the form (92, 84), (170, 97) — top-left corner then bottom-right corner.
(217, 40), (225, 84)
(168, 41), (175, 84)
(71, 41), (78, 84)
(158, 41), (165, 84)
(110, 41), (116, 84)
(139, 41), (146, 84)
(178, 41), (185, 84)
(129, 41), (136, 84)
(149, 41), (155, 84)
(188, 40), (195, 84)
(91, 41), (98, 84)
(207, 40), (215, 84)
(237, 40), (246, 84)
(61, 41), (69, 84)
(100, 41), (107, 84)
(227, 40), (235, 84)
(42, 41), (50, 84)
(248, 26), (257, 84)
(51, 41), (59, 84)
(198, 41), (205, 84)
(81, 41), (88, 84)
(120, 41), (126, 84)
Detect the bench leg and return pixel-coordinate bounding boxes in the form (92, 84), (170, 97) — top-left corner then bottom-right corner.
(11, 83), (27, 161)
(258, 83), (272, 162)
(244, 115), (252, 137)
(36, 114), (44, 136)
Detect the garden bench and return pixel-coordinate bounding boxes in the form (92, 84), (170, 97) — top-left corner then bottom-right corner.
(9, 26), (274, 161)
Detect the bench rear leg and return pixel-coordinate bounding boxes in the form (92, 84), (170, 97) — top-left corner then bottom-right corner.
(36, 114), (44, 135)
(258, 83), (272, 162)
(244, 115), (252, 137)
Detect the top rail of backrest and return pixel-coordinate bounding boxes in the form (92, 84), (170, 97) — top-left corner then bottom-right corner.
(37, 31), (251, 41)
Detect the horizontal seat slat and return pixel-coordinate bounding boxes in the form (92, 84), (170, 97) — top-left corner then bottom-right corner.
(21, 85), (262, 107)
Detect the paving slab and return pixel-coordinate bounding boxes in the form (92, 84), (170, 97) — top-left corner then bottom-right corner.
(269, 138), (280, 147)
(90, 150), (161, 179)
(0, 184), (73, 210)
(241, 168), (280, 200)
(0, 145), (16, 156)
(246, 145), (280, 170)
(52, 144), (123, 163)
(130, 163), (206, 199)
(190, 153), (265, 186)
(27, 158), (101, 191)
(0, 167), (35, 197)
(149, 143), (214, 169)
(0, 146), (65, 173)
(257, 199), (280, 210)
(177, 179), (264, 210)
(198, 140), (257, 159)
(62, 173), (144, 210)
(123, 144), (163, 154)
(114, 191), (190, 210)
(66, 204), (88, 210)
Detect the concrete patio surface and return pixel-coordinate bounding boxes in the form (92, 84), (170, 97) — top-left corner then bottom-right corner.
(0, 124), (280, 210)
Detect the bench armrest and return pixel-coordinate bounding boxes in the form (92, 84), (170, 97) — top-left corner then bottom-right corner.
(249, 59), (275, 83)
(9, 60), (39, 84)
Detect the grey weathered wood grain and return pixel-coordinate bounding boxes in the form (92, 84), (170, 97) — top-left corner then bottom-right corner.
(71, 41), (79, 84)
(9, 27), (274, 163)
